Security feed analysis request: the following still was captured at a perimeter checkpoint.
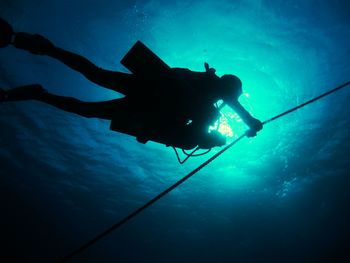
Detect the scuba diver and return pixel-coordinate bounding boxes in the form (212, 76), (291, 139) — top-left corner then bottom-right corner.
(0, 18), (263, 150)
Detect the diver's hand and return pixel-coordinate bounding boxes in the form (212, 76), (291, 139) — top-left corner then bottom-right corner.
(204, 62), (216, 75)
(246, 118), (263, 137)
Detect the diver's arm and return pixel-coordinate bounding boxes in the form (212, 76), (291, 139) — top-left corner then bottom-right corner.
(227, 100), (263, 136)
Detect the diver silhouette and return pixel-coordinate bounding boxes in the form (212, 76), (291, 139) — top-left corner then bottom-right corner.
(0, 18), (262, 150)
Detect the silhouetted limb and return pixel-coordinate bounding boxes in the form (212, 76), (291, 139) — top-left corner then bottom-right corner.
(38, 93), (126, 119)
(1, 84), (46, 101)
(0, 17), (13, 48)
(13, 32), (137, 95)
(48, 47), (138, 95)
(1, 84), (129, 120)
(0, 88), (6, 101)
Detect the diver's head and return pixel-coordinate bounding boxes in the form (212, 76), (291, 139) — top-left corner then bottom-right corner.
(220, 74), (243, 100)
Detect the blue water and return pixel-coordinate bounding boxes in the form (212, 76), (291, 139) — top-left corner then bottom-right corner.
(1, 1), (350, 262)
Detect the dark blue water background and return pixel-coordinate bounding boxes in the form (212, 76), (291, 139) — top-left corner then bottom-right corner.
(1, 1), (350, 262)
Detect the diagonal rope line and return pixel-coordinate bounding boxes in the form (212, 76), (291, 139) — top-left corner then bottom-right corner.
(59, 134), (246, 263)
(59, 81), (350, 262)
(262, 81), (350, 125)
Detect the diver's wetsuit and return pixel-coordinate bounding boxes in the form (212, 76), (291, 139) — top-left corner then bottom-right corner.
(1, 30), (263, 149)
(32, 45), (224, 143)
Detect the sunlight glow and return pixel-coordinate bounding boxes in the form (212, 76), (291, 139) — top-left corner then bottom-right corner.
(209, 114), (234, 137)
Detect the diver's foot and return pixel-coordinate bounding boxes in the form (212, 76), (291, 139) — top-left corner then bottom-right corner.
(12, 32), (54, 55)
(4, 84), (47, 101)
(0, 17), (14, 48)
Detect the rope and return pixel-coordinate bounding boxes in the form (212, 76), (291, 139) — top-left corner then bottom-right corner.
(59, 81), (350, 262)
(262, 81), (350, 125)
(60, 134), (245, 263)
